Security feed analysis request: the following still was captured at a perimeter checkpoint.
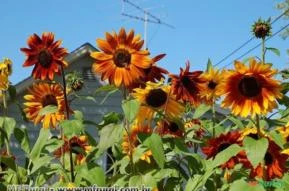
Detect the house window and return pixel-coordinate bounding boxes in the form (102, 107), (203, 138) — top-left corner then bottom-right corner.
(82, 67), (98, 81)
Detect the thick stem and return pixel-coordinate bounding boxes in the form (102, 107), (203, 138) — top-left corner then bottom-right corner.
(60, 65), (74, 182)
(2, 90), (10, 155)
(256, 114), (261, 138)
(262, 37), (265, 64)
(212, 99), (216, 138)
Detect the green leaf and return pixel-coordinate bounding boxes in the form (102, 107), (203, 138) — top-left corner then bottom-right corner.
(38, 105), (58, 116)
(30, 156), (54, 175)
(73, 110), (83, 120)
(61, 119), (84, 139)
(185, 170), (214, 191)
(129, 174), (157, 187)
(229, 179), (265, 191)
(211, 144), (243, 168)
(97, 124), (123, 154)
(269, 131), (284, 149)
(132, 145), (149, 163)
(0, 117), (16, 140)
(95, 84), (117, 94)
(193, 104), (210, 119)
(8, 85), (17, 102)
(77, 163), (105, 186)
(280, 70), (289, 80)
(206, 58), (213, 72)
(144, 133), (165, 168)
(98, 112), (123, 128)
(244, 137), (269, 168)
(122, 99), (140, 123)
(29, 128), (50, 161)
(0, 155), (17, 172)
(14, 127), (31, 153)
(266, 47), (281, 56)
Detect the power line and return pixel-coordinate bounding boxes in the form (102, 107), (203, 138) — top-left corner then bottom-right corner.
(214, 9), (289, 67)
(221, 22), (289, 69)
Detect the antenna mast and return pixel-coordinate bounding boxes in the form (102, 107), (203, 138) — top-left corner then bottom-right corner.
(121, 0), (175, 49)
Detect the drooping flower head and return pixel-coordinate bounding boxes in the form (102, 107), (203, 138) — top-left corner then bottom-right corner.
(91, 28), (152, 87)
(250, 140), (288, 181)
(122, 124), (152, 163)
(221, 59), (282, 117)
(23, 83), (67, 128)
(54, 135), (92, 165)
(199, 67), (224, 104)
(133, 81), (185, 125)
(202, 131), (249, 169)
(169, 62), (204, 106)
(21, 32), (68, 80)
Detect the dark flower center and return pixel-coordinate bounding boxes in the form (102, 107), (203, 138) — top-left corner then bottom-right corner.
(181, 76), (192, 89)
(264, 152), (273, 165)
(286, 136), (289, 143)
(38, 50), (53, 68)
(70, 142), (82, 154)
(144, 67), (152, 75)
(208, 81), (217, 90)
(217, 143), (231, 153)
(254, 24), (270, 38)
(238, 76), (261, 97)
(247, 133), (259, 140)
(168, 122), (179, 133)
(42, 94), (58, 107)
(146, 89), (168, 108)
(113, 49), (131, 68)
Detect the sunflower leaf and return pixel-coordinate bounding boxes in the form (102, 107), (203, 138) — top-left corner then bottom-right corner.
(229, 179), (266, 191)
(122, 99), (140, 123)
(193, 104), (211, 119)
(29, 128), (50, 161)
(243, 137), (269, 168)
(266, 47), (280, 57)
(39, 105), (58, 116)
(144, 133), (165, 169)
(206, 58), (213, 72)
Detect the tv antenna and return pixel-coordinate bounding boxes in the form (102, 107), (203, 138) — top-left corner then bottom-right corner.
(121, 0), (175, 49)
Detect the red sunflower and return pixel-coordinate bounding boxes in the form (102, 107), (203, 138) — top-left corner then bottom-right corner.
(250, 140), (288, 181)
(21, 32), (68, 80)
(202, 131), (249, 169)
(156, 120), (184, 138)
(169, 61), (204, 106)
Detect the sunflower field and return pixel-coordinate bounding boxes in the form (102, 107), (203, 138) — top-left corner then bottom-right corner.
(1, 19), (289, 191)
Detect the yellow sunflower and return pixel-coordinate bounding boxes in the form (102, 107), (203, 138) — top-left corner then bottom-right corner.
(221, 59), (282, 117)
(238, 127), (267, 141)
(90, 28), (152, 87)
(199, 67), (224, 104)
(132, 81), (185, 124)
(23, 83), (66, 128)
(122, 124), (152, 163)
(0, 58), (12, 91)
(21, 32), (68, 80)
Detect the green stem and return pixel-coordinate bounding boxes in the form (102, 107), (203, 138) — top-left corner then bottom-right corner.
(212, 99), (216, 138)
(60, 65), (74, 182)
(256, 114), (261, 138)
(2, 90), (10, 155)
(262, 37), (265, 64)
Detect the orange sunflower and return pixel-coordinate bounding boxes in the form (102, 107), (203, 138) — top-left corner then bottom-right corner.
(202, 131), (249, 169)
(133, 81), (185, 125)
(199, 67), (224, 104)
(250, 140), (288, 180)
(54, 135), (92, 165)
(21, 32), (68, 80)
(221, 59), (282, 117)
(169, 61), (204, 106)
(122, 124), (152, 163)
(23, 83), (66, 129)
(90, 28), (152, 87)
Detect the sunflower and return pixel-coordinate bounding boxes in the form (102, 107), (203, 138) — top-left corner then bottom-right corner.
(90, 28), (152, 87)
(23, 83), (67, 129)
(250, 140), (288, 180)
(221, 59), (282, 117)
(156, 120), (184, 138)
(169, 62), (204, 106)
(238, 127), (268, 141)
(21, 32), (68, 80)
(0, 58), (12, 91)
(122, 124), (152, 163)
(276, 126), (289, 143)
(199, 67), (224, 104)
(184, 119), (206, 139)
(54, 135), (92, 165)
(133, 81), (185, 124)
(202, 131), (249, 169)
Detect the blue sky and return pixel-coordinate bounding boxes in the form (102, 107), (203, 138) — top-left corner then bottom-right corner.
(1, 0), (288, 84)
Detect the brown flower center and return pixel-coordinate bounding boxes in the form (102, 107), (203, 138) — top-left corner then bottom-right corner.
(113, 49), (131, 68)
(38, 50), (53, 68)
(264, 152), (273, 165)
(146, 89), (168, 108)
(181, 76), (192, 89)
(247, 133), (259, 140)
(168, 122), (179, 133)
(217, 143), (231, 153)
(238, 76), (261, 97)
(42, 94), (58, 107)
(254, 24), (270, 39)
(208, 80), (217, 90)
